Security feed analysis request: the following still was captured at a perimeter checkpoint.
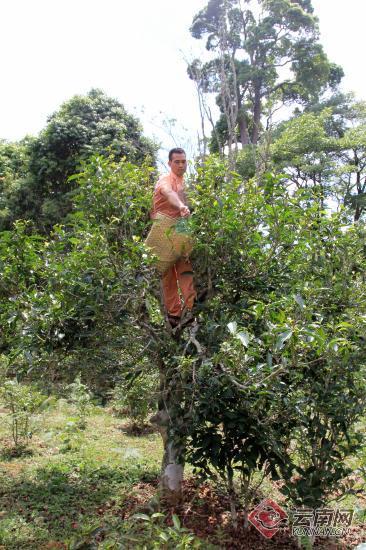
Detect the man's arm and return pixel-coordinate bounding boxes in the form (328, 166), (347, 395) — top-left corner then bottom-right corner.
(160, 182), (190, 217)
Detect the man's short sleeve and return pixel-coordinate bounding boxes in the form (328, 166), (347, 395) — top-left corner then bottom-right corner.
(155, 174), (173, 193)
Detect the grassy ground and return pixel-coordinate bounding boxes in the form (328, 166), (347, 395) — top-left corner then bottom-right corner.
(0, 400), (165, 549)
(0, 400), (365, 549)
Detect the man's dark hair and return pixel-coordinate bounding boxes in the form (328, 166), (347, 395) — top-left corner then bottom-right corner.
(169, 147), (186, 161)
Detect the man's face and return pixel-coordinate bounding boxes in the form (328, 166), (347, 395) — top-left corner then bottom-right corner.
(169, 153), (187, 177)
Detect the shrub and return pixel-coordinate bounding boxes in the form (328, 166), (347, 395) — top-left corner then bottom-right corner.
(66, 374), (93, 429)
(110, 369), (158, 428)
(0, 380), (47, 449)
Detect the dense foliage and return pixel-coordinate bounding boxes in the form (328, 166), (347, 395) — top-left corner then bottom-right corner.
(1, 152), (365, 512)
(0, 89), (157, 231)
(271, 94), (366, 221)
(182, 159), (366, 509)
(0, 156), (156, 397)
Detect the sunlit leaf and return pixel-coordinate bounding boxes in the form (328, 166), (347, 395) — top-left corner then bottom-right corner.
(275, 329), (293, 350)
(237, 330), (250, 347)
(227, 321), (237, 334)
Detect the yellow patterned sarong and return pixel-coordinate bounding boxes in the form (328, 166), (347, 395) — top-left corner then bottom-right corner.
(144, 213), (193, 274)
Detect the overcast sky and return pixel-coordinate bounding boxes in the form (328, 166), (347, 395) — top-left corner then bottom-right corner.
(1, 0), (365, 164)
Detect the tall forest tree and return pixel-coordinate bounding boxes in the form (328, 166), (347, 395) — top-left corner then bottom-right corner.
(188, 0), (343, 153)
(0, 89), (157, 231)
(271, 94), (366, 221)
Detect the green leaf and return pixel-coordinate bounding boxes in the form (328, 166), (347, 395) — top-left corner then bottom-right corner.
(237, 330), (250, 347)
(227, 321), (237, 334)
(132, 513), (150, 521)
(175, 218), (191, 235)
(294, 294), (305, 308)
(275, 329), (293, 351)
(172, 514), (181, 529)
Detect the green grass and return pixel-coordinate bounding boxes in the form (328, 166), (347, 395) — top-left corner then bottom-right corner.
(0, 401), (365, 549)
(0, 401), (163, 549)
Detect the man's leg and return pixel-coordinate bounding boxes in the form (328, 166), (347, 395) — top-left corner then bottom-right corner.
(175, 257), (196, 314)
(161, 264), (182, 318)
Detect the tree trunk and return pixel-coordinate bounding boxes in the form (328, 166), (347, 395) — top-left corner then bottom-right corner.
(160, 423), (185, 505)
(252, 84), (261, 145)
(354, 171), (365, 222)
(151, 360), (186, 505)
(354, 204), (363, 222)
(238, 109), (250, 146)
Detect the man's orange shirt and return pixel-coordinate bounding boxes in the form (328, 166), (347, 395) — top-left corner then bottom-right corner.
(150, 171), (187, 219)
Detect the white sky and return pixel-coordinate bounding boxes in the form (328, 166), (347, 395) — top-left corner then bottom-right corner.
(1, 0), (365, 164)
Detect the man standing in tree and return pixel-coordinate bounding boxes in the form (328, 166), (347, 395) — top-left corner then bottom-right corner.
(149, 148), (196, 328)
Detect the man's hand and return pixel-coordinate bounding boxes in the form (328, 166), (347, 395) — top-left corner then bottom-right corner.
(179, 205), (190, 217)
